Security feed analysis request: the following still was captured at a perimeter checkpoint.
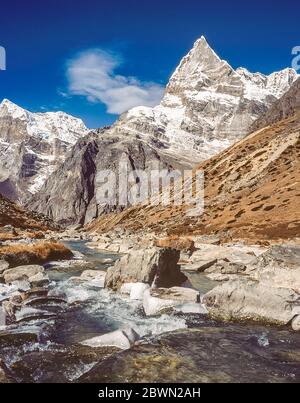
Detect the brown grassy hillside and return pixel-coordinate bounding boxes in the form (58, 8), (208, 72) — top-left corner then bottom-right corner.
(88, 111), (300, 242)
(0, 194), (56, 233)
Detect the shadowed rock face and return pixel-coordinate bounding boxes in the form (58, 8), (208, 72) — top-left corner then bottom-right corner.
(28, 131), (175, 226)
(252, 78), (300, 130)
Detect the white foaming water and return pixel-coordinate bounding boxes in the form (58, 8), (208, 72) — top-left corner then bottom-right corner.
(54, 280), (187, 339)
(0, 283), (20, 302)
(257, 332), (270, 348)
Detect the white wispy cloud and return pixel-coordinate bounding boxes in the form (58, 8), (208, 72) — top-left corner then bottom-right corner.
(66, 49), (164, 114)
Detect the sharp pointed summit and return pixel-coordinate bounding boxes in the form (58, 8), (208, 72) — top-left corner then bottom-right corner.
(166, 36), (229, 94)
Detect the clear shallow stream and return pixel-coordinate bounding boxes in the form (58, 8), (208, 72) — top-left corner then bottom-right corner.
(0, 240), (300, 383)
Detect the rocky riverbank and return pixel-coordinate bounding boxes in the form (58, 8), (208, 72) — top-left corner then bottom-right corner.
(81, 230), (300, 332)
(1, 226), (300, 383)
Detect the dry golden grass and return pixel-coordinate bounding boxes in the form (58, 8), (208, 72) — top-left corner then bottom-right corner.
(0, 194), (57, 231)
(0, 231), (45, 242)
(0, 241), (73, 266)
(154, 236), (195, 252)
(0, 233), (16, 241)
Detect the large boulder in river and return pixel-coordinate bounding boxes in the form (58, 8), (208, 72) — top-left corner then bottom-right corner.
(3, 265), (44, 284)
(105, 247), (186, 291)
(203, 280), (300, 327)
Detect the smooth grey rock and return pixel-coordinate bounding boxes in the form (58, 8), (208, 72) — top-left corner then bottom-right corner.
(3, 265), (44, 284)
(181, 259), (217, 272)
(203, 280), (300, 327)
(105, 247), (186, 291)
(248, 245), (300, 293)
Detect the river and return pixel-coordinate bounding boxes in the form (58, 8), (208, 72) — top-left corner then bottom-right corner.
(0, 240), (299, 383)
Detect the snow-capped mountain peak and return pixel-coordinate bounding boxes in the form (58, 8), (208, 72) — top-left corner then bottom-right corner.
(0, 99), (88, 145)
(166, 36), (233, 95)
(117, 36), (299, 165)
(0, 98), (30, 120)
(0, 99), (89, 199)
(266, 68), (299, 98)
(236, 66), (299, 99)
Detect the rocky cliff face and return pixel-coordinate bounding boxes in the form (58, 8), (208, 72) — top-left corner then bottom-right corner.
(29, 130), (174, 226)
(0, 99), (88, 202)
(252, 78), (300, 130)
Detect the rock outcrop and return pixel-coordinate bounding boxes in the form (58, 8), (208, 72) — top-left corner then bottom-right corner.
(247, 246), (300, 293)
(28, 131), (173, 226)
(201, 244), (300, 329)
(203, 280), (300, 327)
(252, 78), (300, 130)
(105, 247), (186, 291)
(3, 265), (45, 284)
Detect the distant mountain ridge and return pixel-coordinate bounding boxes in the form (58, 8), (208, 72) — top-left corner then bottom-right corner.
(0, 99), (88, 201)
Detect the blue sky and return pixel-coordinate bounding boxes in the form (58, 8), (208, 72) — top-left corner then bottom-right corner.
(0, 0), (299, 128)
